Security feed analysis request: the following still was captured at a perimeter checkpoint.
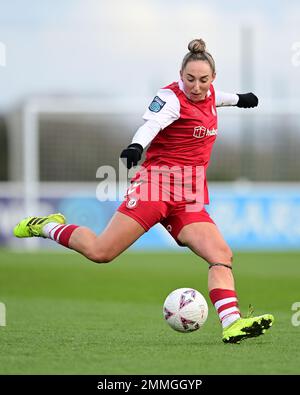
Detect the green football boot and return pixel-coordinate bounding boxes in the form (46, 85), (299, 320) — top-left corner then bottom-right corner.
(222, 314), (274, 344)
(13, 213), (66, 238)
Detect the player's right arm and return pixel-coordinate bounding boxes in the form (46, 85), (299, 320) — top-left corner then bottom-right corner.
(120, 89), (180, 169)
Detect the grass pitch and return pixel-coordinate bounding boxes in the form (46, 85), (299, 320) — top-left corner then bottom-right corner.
(0, 249), (299, 374)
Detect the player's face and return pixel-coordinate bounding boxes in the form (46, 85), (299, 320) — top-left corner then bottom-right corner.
(180, 60), (216, 102)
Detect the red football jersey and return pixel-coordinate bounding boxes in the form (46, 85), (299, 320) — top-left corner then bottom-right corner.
(144, 82), (218, 166)
(141, 82), (218, 204)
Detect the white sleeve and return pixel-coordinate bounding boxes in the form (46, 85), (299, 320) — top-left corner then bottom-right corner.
(131, 120), (162, 149)
(215, 91), (239, 107)
(131, 88), (180, 148)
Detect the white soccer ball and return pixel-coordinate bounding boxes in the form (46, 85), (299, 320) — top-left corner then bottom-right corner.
(163, 288), (208, 332)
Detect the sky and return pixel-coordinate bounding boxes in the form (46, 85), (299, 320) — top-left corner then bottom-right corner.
(0, 0), (299, 113)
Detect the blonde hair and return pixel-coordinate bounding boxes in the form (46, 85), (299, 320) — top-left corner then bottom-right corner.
(181, 39), (216, 74)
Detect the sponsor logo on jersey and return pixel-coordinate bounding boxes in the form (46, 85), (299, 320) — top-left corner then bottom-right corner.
(149, 96), (166, 112)
(193, 126), (218, 139)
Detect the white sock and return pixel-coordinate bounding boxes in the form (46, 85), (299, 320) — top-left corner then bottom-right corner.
(222, 312), (241, 328)
(42, 222), (62, 238)
(216, 298), (241, 328)
(210, 289), (241, 329)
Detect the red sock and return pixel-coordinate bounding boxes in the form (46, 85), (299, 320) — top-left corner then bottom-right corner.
(49, 224), (79, 248)
(209, 288), (241, 328)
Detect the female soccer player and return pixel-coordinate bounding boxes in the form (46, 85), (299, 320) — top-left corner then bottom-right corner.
(14, 38), (274, 343)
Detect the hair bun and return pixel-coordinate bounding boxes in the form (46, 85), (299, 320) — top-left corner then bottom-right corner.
(188, 39), (206, 54)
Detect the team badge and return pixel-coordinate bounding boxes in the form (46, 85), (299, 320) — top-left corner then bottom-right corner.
(149, 96), (166, 113)
(126, 197), (138, 209)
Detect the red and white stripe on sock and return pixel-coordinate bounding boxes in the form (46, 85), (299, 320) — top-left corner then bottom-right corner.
(209, 288), (241, 328)
(42, 222), (79, 248)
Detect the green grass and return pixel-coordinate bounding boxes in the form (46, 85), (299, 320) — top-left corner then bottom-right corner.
(0, 249), (300, 374)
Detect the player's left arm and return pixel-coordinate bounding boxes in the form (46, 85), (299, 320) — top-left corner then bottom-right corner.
(215, 91), (258, 108)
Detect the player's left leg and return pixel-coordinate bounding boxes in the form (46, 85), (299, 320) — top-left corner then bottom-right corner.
(177, 221), (235, 292)
(176, 221), (274, 343)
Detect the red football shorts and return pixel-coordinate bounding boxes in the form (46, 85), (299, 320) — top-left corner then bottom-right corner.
(117, 176), (214, 246)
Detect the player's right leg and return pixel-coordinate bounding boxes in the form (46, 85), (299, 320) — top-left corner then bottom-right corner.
(13, 213), (66, 238)
(13, 212), (146, 263)
(68, 212), (146, 263)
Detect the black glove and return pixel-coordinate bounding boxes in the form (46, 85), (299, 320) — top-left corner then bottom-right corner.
(120, 143), (143, 169)
(236, 92), (258, 108)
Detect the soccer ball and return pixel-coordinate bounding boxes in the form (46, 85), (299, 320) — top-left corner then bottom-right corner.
(163, 288), (208, 332)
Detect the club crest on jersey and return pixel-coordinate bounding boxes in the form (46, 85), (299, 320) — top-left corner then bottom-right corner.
(126, 197), (138, 209)
(149, 96), (166, 113)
